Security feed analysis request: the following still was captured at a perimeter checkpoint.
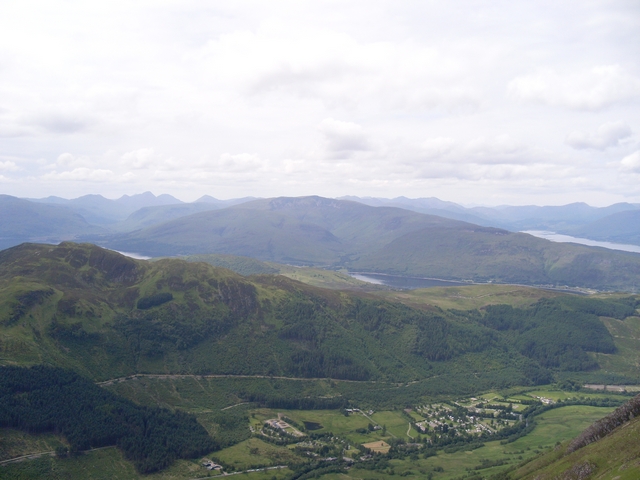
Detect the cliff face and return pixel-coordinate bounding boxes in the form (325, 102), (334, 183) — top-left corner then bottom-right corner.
(566, 393), (640, 454)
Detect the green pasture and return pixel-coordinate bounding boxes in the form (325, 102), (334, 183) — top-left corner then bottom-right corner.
(211, 437), (303, 470)
(369, 410), (412, 439)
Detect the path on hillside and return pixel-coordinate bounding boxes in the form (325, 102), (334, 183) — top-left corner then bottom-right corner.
(0, 446), (114, 466)
(96, 373), (388, 386)
(406, 423), (414, 439)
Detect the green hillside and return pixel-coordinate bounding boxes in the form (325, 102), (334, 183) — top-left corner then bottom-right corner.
(181, 253), (279, 276)
(1, 242), (638, 389)
(180, 253), (382, 291)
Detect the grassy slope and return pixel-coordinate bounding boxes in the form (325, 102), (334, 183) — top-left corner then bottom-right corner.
(180, 253), (279, 275)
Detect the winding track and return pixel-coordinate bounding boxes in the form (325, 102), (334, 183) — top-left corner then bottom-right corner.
(96, 373), (388, 386)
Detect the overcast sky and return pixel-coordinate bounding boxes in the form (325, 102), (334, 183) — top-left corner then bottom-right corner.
(1, 1), (639, 205)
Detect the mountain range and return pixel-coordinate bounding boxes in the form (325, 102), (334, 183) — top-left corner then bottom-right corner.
(3, 193), (640, 291)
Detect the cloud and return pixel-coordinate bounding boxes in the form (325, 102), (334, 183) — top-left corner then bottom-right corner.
(42, 168), (124, 182)
(0, 125), (32, 138)
(217, 153), (263, 172)
(319, 118), (370, 154)
(566, 121), (632, 150)
(35, 113), (96, 133)
(464, 134), (526, 163)
(419, 137), (456, 158)
(0, 160), (18, 171)
(620, 151), (640, 173)
(122, 148), (157, 169)
(199, 20), (483, 113)
(55, 153), (95, 168)
(508, 65), (640, 110)
(0, 2), (638, 204)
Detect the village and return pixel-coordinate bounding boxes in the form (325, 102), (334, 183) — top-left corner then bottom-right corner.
(237, 395), (548, 462)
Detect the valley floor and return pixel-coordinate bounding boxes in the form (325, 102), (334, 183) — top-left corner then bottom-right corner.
(1, 381), (631, 480)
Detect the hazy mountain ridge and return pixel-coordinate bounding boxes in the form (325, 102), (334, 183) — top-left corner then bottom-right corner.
(5, 193), (640, 293)
(5, 192), (640, 250)
(100, 196), (463, 263)
(97, 196), (640, 292)
(0, 195), (106, 250)
(29, 191), (184, 225)
(342, 195), (640, 238)
(0, 192), (256, 247)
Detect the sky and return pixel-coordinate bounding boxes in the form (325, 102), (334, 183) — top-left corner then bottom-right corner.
(0, 1), (639, 206)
